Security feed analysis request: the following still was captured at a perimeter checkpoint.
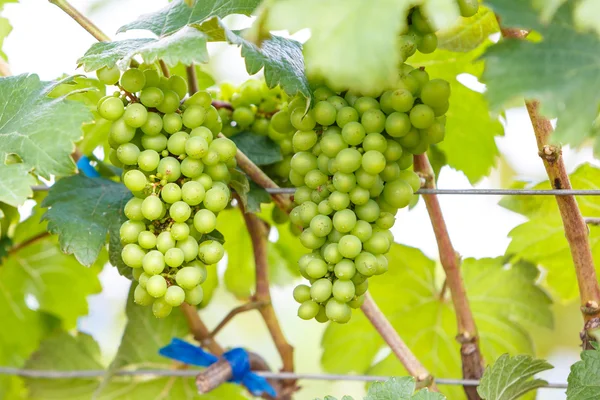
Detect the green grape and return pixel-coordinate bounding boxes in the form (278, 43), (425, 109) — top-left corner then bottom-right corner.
(163, 113), (183, 134)
(411, 8), (433, 33)
(410, 104), (435, 129)
(157, 231), (176, 254)
(298, 300), (320, 320)
(338, 235), (362, 258)
(110, 118), (136, 144)
(332, 279), (355, 302)
(314, 101), (337, 126)
(165, 247), (185, 268)
(157, 90), (181, 114)
(304, 170), (328, 189)
(123, 169), (147, 192)
(176, 266), (203, 289)
(120, 68), (146, 93)
(137, 149), (160, 171)
(320, 133), (347, 158)
(96, 66), (120, 85)
(167, 131), (189, 155)
(398, 170), (421, 192)
(117, 143), (140, 165)
(458, 0), (479, 17)
(355, 251), (377, 276)
(298, 201), (318, 226)
(144, 70), (160, 87)
(141, 112), (164, 136)
(335, 148), (362, 174)
(341, 122), (365, 146)
(143, 250), (165, 275)
(121, 243), (145, 268)
(397, 128), (420, 149)
(293, 285), (312, 303)
(355, 199), (380, 222)
(142, 133), (168, 152)
(314, 86), (335, 101)
(198, 240), (224, 264)
(190, 126), (214, 143)
(336, 106), (359, 128)
(351, 272), (368, 286)
(252, 118), (270, 135)
(327, 95), (348, 110)
(293, 130), (318, 151)
(203, 188), (229, 212)
(377, 212), (396, 230)
(181, 181), (205, 206)
(333, 259), (355, 280)
(351, 220), (373, 242)
(306, 259), (328, 279)
(355, 168), (377, 189)
(390, 89), (414, 113)
(98, 97), (125, 121)
(232, 106), (255, 128)
(397, 148), (414, 170)
(361, 109), (386, 133)
(310, 278), (333, 303)
(317, 154), (330, 174)
(420, 79), (451, 108)
(138, 231), (157, 249)
(361, 150), (386, 175)
(310, 215), (333, 237)
(348, 294), (365, 308)
(271, 110), (294, 133)
(347, 186), (368, 205)
(161, 183), (182, 204)
(326, 299), (351, 323)
(290, 108), (316, 131)
(328, 228), (344, 243)
(184, 285), (204, 305)
(170, 201), (191, 222)
(380, 162), (400, 182)
(157, 157), (182, 182)
(134, 284), (154, 306)
(363, 231), (391, 255)
(140, 87), (164, 108)
(164, 285), (185, 307)
(170, 222), (189, 241)
(424, 120), (445, 144)
(355, 279), (369, 296)
(384, 140), (403, 162)
(385, 112), (411, 137)
(183, 106), (206, 129)
(194, 174), (213, 191)
(124, 197), (144, 221)
(120, 220), (146, 244)
(290, 152), (318, 175)
(177, 237), (199, 262)
(363, 133), (387, 153)
(382, 178), (413, 209)
(375, 254), (389, 274)
(418, 33), (438, 54)
(210, 138), (237, 162)
(353, 96), (380, 116)
(152, 297), (173, 318)
(294, 186), (312, 204)
(202, 150), (220, 166)
(168, 75), (188, 98)
(181, 157), (205, 178)
(332, 172), (357, 193)
(299, 228), (326, 249)
(333, 209), (357, 233)
(324, 243), (343, 264)
(142, 195), (164, 221)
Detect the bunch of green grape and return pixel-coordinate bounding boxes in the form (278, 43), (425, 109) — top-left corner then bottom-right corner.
(399, 0), (479, 59)
(289, 63), (451, 323)
(95, 65), (237, 318)
(215, 80), (297, 184)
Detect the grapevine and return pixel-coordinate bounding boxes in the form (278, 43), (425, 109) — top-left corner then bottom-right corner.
(97, 65), (238, 318)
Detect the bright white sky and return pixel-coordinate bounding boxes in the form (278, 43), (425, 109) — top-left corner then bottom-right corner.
(4, 1), (597, 398)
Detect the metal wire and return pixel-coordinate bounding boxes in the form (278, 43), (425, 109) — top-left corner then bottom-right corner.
(0, 367), (568, 389)
(264, 187), (600, 196)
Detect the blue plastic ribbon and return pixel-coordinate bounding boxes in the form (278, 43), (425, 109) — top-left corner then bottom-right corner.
(76, 155), (100, 178)
(159, 338), (277, 397)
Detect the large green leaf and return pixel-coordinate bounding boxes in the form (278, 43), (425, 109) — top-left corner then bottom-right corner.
(41, 175), (132, 267)
(321, 245), (552, 400)
(410, 45), (503, 183)
(567, 345), (600, 400)
(0, 74), (91, 178)
(437, 7), (499, 52)
(117, 0), (261, 37)
(0, 163), (35, 207)
(482, 0), (600, 148)
(78, 27), (209, 71)
(477, 354), (552, 400)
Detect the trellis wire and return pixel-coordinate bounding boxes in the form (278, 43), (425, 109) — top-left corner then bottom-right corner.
(264, 187), (600, 196)
(0, 367), (568, 389)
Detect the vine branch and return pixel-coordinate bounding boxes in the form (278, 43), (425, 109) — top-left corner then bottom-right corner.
(48, 0), (110, 42)
(361, 293), (436, 389)
(500, 26), (600, 349)
(208, 301), (267, 339)
(413, 153), (483, 400)
(8, 232), (51, 255)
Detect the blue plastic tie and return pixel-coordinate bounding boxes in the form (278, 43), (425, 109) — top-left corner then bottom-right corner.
(76, 155), (100, 178)
(159, 338), (276, 397)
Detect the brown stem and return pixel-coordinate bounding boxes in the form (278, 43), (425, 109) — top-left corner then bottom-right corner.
(218, 133), (292, 212)
(8, 232), (51, 255)
(208, 301), (268, 339)
(413, 153), (483, 400)
(212, 100), (234, 111)
(361, 293), (436, 389)
(48, 0), (110, 42)
(181, 303), (223, 355)
(500, 26), (600, 350)
(240, 207), (296, 398)
(159, 60), (171, 78)
(186, 64), (199, 95)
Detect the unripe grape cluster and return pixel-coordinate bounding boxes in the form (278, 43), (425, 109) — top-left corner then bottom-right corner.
(289, 63), (451, 324)
(399, 1), (479, 59)
(96, 65), (237, 318)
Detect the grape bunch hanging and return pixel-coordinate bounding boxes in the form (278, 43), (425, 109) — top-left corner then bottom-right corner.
(95, 66), (237, 318)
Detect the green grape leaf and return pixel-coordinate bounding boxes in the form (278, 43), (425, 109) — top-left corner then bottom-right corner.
(230, 131), (283, 166)
(322, 245), (552, 400)
(364, 377), (446, 400)
(0, 164), (35, 207)
(223, 28), (311, 99)
(410, 44), (503, 183)
(247, 182), (272, 213)
(262, 0), (411, 95)
(78, 27), (209, 71)
(117, 0), (261, 37)
(437, 7), (500, 52)
(0, 74), (91, 178)
(42, 175), (132, 267)
(567, 345), (600, 400)
(477, 354), (553, 400)
(482, 0), (600, 148)
(229, 168), (253, 211)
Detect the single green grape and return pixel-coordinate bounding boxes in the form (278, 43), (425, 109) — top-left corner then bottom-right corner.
(290, 108), (316, 131)
(152, 297), (173, 318)
(458, 0), (479, 17)
(141, 195), (164, 221)
(203, 188), (229, 212)
(164, 285), (185, 307)
(299, 228), (326, 249)
(142, 134), (168, 152)
(170, 222), (189, 241)
(326, 299), (352, 323)
(98, 97), (125, 121)
(314, 101), (337, 126)
(198, 240), (225, 264)
(161, 183), (182, 204)
(336, 106), (359, 128)
(177, 236), (199, 262)
(143, 250), (166, 275)
(138, 231), (157, 249)
(167, 131), (189, 155)
(140, 87), (164, 108)
(169, 201), (191, 223)
(124, 197), (144, 221)
(210, 138), (237, 162)
(110, 118), (136, 143)
(353, 96), (380, 116)
(332, 279), (355, 302)
(306, 259), (328, 279)
(137, 149), (160, 171)
(120, 68), (146, 93)
(163, 113), (183, 134)
(334, 259), (356, 280)
(183, 106), (207, 129)
(141, 112), (164, 136)
(334, 148), (362, 174)
(134, 284), (154, 306)
(157, 90), (181, 114)
(168, 75), (188, 98)
(144, 70), (160, 87)
(121, 243), (146, 268)
(298, 300), (320, 320)
(157, 231), (176, 254)
(96, 66), (120, 85)
(310, 278), (333, 303)
(333, 209), (357, 233)
(165, 247), (185, 268)
(338, 235), (362, 258)
(232, 106), (255, 128)
(120, 220), (146, 244)
(181, 181), (205, 206)
(157, 157), (182, 182)
(123, 169), (147, 192)
(181, 157), (205, 178)
(184, 285), (204, 305)
(420, 79), (451, 108)
(361, 150), (386, 175)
